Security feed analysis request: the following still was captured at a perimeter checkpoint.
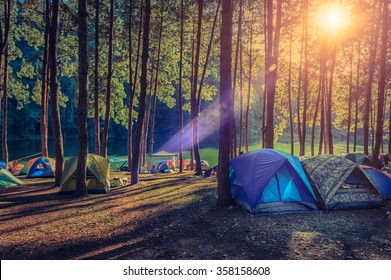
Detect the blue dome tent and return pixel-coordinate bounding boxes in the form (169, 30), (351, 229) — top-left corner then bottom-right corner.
(360, 166), (391, 200)
(27, 157), (55, 178)
(230, 149), (317, 214)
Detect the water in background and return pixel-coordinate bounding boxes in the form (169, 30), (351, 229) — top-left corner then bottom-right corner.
(1, 138), (130, 161)
(0, 138), (220, 166)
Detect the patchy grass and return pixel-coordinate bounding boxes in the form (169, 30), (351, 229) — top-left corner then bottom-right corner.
(0, 172), (390, 260)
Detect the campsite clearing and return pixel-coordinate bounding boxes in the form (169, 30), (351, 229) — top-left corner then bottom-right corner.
(0, 172), (390, 260)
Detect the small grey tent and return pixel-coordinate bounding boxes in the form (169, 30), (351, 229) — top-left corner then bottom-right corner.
(343, 153), (372, 166)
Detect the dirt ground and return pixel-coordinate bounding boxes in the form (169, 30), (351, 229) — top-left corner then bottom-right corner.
(0, 171), (390, 260)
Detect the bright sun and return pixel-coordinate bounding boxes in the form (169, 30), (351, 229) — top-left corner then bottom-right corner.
(318, 4), (351, 34)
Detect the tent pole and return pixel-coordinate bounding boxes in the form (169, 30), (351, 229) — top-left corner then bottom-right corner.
(276, 174), (282, 201)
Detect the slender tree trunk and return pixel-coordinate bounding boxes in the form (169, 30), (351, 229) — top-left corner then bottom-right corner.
(318, 37), (326, 155)
(326, 45), (336, 154)
(191, 0), (203, 175)
(373, 0), (387, 168)
(311, 74), (322, 156)
(40, 0), (50, 158)
(132, 0), (144, 99)
(217, 0), (233, 206)
(131, 0), (151, 185)
(2, 45), (8, 163)
(232, 0), (242, 155)
(265, 0), (282, 149)
(353, 43), (361, 152)
(381, 93), (387, 154)
(245, 14), (253, 153)
(94, 0), (100, 155)
(346, 45), (354, 153)
(49, 0), (64, 186)
(296, 10), (305, 151)
(127, 0), (135, 172)
(364, 3), (380, 155)
(76, 0), (89, 197)
(189, 25), (195, 170)
(144, 64), (154, 169)
(261, 0), (267, 148)
(178, 0), (184, 172)
(300, 0), (309, 156)
(149, 80), (157, 157)
(148, 3), (164, 161)
(288, 31), (294, 155)
(101, 0), (114, 158)
(1, 0), (11, 163)
(371, 102), (375, 152)
(239, 40), (244, 152)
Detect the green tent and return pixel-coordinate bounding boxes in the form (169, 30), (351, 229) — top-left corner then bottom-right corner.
(342, 152), (372, 166)
(59, 154), (111, 194)
(0, 169), (23, 188)
(302, 155), (384, 210)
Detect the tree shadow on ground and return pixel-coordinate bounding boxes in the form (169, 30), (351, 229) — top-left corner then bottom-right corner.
(1, 173), (391, 260)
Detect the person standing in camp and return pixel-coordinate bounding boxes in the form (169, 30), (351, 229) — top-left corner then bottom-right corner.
(150, 165), (158, 174)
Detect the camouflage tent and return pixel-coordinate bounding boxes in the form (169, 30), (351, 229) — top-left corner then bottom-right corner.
(301, 155), (384, 210)
(343, 153), (372, 166)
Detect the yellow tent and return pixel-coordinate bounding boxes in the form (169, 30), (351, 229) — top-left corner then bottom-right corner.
(59, 154), (111, 194)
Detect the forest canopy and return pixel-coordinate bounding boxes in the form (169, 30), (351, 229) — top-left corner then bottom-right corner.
(0, 0), (390, 156)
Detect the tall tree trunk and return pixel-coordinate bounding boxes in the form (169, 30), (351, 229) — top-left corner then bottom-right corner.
(149, 78), (157, 157)
(353, 43), (361, 152)
(346, 45), (354, 153)
(300, 0), (309, 156)
(178, 0), (184, 172)
(245, 13), (253, 153)
(239, 34), (244, 153)
(49, 0), (64, 186)
(230, 0), (239, 159)
(191, 0), (203, 175)
(94, 0), (100, 155)
(127, 0), (134, 172)
(2, 45), (8, 163)
(189, 25), (195, 170)
(265, 0), (282, 149)
(261, 0), (267, 148)
(131, 0), (151, 185)
(217, 0), (233, 206)
(232, 0), (242, 155)
(288, 31), (294, 155)
(148, 2), (164, 161)
(128, 0), (145, 171)
(318, 37), (326, 155)
(76, 0), (89, 197)
(326, 46), (336, 154)
(40, 0), (50, 158)
(101, 0), (114, 158)
(363, 3), (380, 155)
(144, 64), (154, 169)
(296, 9), (305, 151)
(373, 0), (387, 168)
(1, 0), (11, 163)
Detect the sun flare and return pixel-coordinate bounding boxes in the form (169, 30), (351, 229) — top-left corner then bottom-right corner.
(318, 4), (351, 34)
